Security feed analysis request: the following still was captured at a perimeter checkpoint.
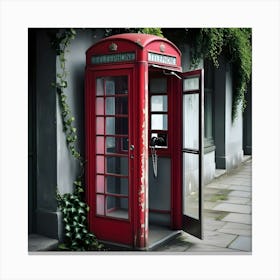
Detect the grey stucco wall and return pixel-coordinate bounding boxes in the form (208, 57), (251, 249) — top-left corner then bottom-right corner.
(56, 29), (104, 195)
(33, 29), (104, 240)
(225, 64), (243, 169)
(214, 57), (243, 170)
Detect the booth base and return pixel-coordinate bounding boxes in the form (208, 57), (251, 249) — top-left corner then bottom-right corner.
(100, 226), (182, 251)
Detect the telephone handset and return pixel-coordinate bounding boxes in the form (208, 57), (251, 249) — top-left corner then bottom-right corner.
(150, 136), (164, 178)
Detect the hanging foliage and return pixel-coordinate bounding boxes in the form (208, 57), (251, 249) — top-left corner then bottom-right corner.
(187, 28), (252, 120)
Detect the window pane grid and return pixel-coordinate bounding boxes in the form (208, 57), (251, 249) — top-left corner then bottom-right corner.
(95, 75), (129, 220)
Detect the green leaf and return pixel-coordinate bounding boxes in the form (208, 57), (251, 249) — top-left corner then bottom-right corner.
(58, 243), (69, 250)
(78, 208), (85, 214)
(75, 233), (82, 240)
(74, 180), (82, 187)
(78, 201), (86, 207)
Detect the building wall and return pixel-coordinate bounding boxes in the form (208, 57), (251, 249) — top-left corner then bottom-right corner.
(225, 64), (244, 169)
(31, 29), (61, 239)
(30, 29), (104, 240)
(56, 29), (104, 195)
(214, 57), (244, 170)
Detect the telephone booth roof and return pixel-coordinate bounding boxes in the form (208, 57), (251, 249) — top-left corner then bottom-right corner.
(86, 33), (182, 71)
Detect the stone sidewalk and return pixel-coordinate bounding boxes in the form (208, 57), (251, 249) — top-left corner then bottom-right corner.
(156, 158), (252, 253)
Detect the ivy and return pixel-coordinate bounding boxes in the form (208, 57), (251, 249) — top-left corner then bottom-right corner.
(56, 192), (103, 251)
(187, 28), (252, 121)
(104, 27), (163, 37)
(51, 28), (83, 165)
(51, 28), (104, 251)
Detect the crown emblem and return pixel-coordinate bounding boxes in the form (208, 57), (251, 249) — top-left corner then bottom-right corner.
(109, 43), (118, 51)
(160, 43), (165, 52)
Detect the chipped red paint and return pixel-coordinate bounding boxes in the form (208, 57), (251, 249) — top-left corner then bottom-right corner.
(135, 61), (148, 248)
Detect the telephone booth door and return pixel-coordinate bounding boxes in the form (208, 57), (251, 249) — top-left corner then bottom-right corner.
(86, 68), (135, 246)
(181, 69), (204, 239)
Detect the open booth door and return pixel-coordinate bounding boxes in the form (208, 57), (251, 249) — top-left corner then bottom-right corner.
(181, 69), (204, 239)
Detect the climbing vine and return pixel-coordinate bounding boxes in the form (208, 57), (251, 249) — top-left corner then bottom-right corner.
(51, 28), (103, 251)
(187, 28), (252, 120)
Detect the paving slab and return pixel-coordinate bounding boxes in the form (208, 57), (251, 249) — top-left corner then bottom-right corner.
(184, 231), (237, 248)
(186, 243), (241, 253)
(204, 201), (219, 210)
(202, 230), (237, 248)
(204, 218), (226, 231)
(223, 196), (250, 205)
(221, 179), (252, 186)
(221, 213), (252, 225)
(213, 203), (251, 214)
(228, 190), (251, 198)
(228, 185), (251, 192)
(206, 184), (230, 190)
(218, 222), (251, 236)
(228, 236), (252, 251)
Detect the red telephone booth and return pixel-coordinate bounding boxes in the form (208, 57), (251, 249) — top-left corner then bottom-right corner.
(85, 33), (204, 250)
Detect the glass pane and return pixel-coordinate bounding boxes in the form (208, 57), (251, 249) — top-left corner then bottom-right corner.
(106, 117), (128, 135)
(183, 94), (199, 150)
(106, 97), (115, 115)
(183, 77), (199, 91)
(96, 97), (104, 115)
(96, 136), (104, 154)
(183, 153), (199, 219)
(151, 95), (167, 112)
(106, 156), (128, 175)
(105, 76), (128, 95)
(96, 117), (104, 135)
(106, 176), (128, 195)
(150, 78), (167, 93)
(151, 114), (168, 130)
(96, 194), (105, 215)
(106, 117), (115, 135)
(96, 155), (104, 174)
(106, 96), (128, 115)
(106, 196), (128, 219)
(96, 175), (105, 193)
(106, 137), (129, 154)
(96, 78), (104, 96)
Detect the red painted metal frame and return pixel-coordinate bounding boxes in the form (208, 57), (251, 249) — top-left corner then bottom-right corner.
(171, 76), (183, 229)
(85, 33), (182, 249)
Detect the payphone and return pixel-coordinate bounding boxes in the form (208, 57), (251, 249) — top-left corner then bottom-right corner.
(85, 33), (204, 250)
